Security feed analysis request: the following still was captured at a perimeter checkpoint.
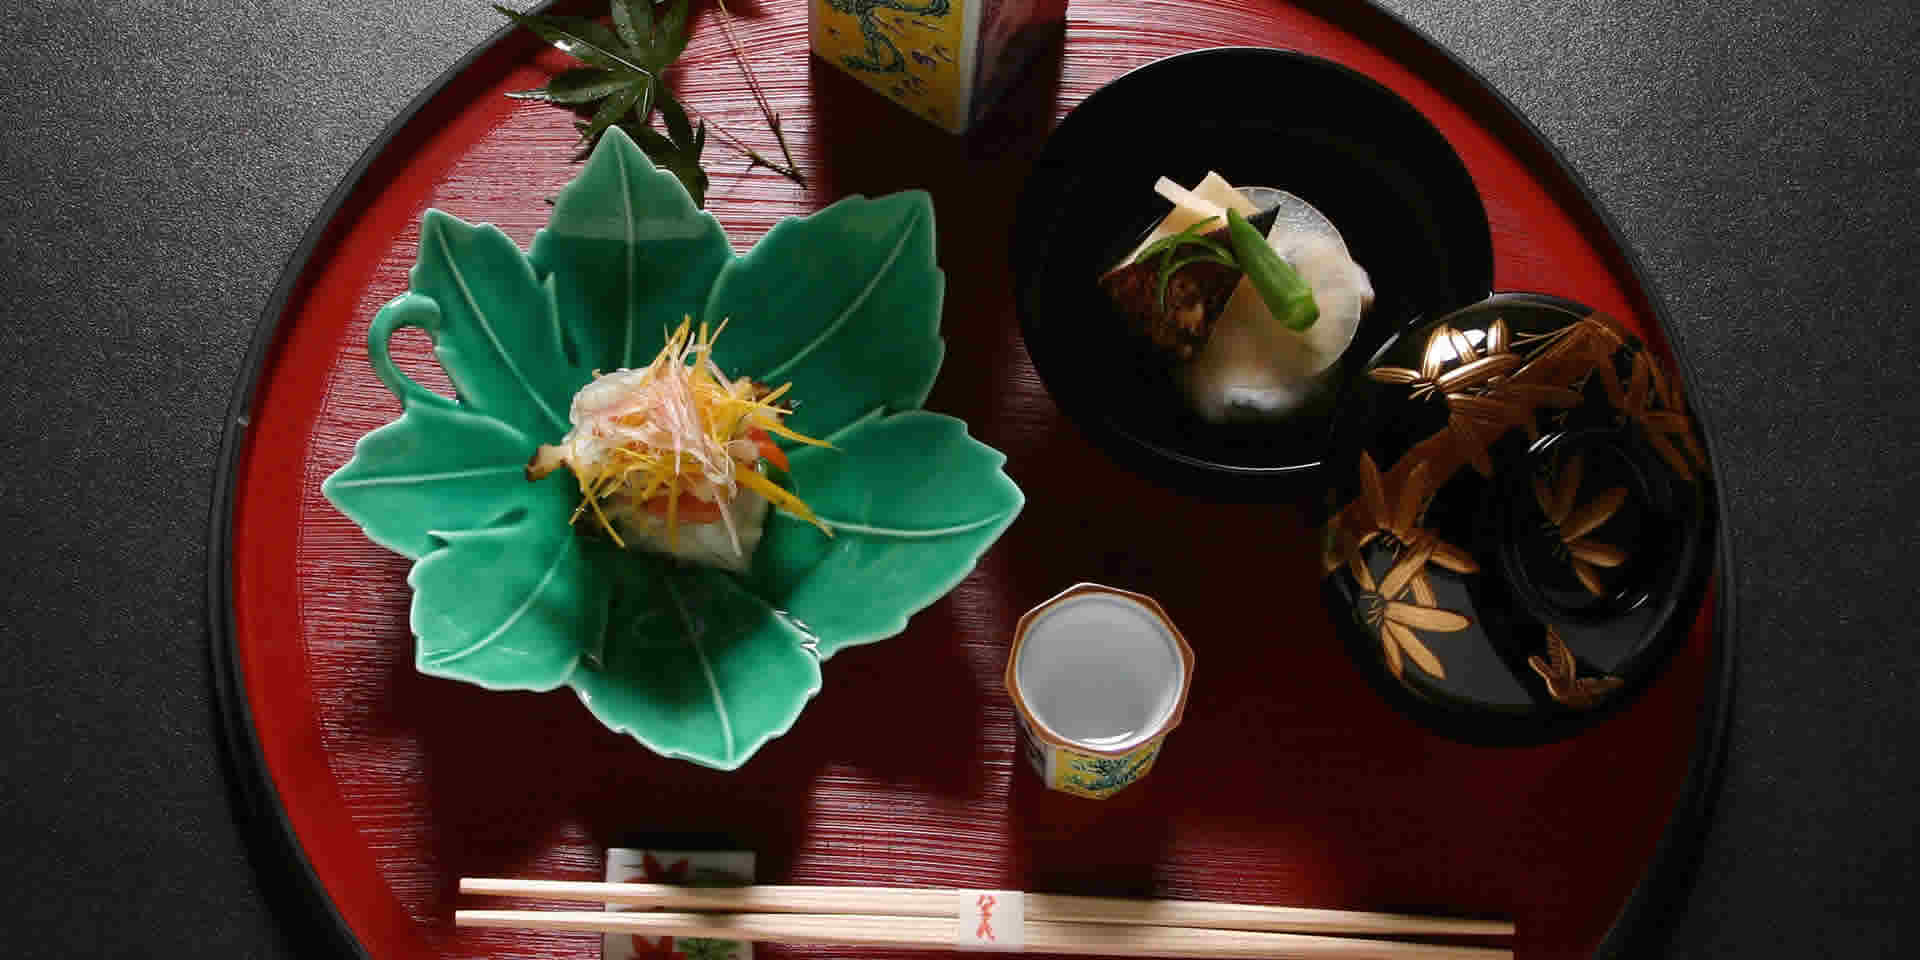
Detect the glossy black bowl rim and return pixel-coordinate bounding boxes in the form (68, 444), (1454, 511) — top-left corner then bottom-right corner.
(1012, 44), (1497, 478)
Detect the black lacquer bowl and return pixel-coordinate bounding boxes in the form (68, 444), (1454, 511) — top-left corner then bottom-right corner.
(1321, 293), (1716, 745)
(1012, 47), (1493, 487)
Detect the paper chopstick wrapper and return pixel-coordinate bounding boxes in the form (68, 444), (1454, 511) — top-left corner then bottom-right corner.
(954, 890), (1025, 951)
(603, 849), (756, 960)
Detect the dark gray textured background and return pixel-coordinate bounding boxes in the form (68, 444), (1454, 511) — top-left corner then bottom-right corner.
(2, 0), (1915, 956)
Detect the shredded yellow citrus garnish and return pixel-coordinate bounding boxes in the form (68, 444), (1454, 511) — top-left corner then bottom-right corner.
(526, 317), (833, 557)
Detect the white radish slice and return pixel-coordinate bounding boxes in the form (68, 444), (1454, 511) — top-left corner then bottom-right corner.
(1237, 186), (1372, 365)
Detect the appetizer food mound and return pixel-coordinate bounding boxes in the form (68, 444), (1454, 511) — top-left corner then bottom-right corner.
(526, 319), (832, 573)
(1099, 172), (1375, 422)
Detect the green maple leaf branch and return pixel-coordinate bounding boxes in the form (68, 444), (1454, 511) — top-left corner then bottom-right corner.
(497, 0), (804, 205)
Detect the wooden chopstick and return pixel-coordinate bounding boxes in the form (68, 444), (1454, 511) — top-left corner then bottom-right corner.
(458, 879), (1513, 938)
(454, 909), (1513, 959)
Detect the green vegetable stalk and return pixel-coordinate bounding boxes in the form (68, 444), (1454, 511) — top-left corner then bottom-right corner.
(1225, 208), (1318, 331)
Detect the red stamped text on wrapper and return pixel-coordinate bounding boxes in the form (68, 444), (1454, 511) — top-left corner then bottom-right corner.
(954, 890), (1024, 950)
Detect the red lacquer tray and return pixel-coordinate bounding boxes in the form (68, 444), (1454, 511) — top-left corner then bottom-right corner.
(210, 2), (1734, 959)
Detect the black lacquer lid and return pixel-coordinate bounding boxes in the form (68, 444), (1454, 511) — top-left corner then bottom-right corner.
(1322, 293), (1715, 745)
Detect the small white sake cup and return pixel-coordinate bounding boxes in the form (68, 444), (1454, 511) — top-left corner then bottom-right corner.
(1004, 584), (1194, 799)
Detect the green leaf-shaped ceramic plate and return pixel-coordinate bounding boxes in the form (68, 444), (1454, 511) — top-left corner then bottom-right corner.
(323, 127), (1022, 770)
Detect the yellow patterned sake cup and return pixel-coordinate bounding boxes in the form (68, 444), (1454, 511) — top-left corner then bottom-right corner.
(1005, 584), (1194, 799)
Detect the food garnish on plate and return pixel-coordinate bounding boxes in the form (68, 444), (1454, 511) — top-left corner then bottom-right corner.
(1099, 172), (1375, 421)
(526, 318), (832, 574)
